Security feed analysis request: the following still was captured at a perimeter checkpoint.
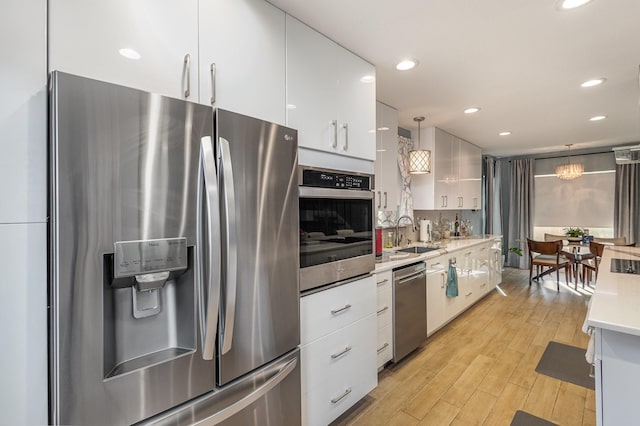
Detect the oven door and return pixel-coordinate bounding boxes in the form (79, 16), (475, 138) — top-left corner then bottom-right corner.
(299, 186), (374, 292)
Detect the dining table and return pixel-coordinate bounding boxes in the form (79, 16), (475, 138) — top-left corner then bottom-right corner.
(561, 242), (595, 289)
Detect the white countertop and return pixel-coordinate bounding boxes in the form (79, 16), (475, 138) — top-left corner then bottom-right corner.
(374, 235), (501, 273)
(587, 245), (640, 336)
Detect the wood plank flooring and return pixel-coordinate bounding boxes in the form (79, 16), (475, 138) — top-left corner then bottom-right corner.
(332, 267), (595, 426)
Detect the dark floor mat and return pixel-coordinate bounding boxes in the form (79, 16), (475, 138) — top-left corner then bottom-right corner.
(511, 410), (558, 426)
(535, 341), (595, 390)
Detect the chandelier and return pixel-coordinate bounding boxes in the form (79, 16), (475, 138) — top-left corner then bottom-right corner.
(409, 116), (431, 174)
(556, 144), (584, 180)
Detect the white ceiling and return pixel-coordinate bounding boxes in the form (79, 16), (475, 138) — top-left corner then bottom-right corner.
(268, 0), (640, 156)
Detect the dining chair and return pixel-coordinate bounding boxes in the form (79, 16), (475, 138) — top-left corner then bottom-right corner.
(527, 238), (570, 292)
(583, 241), (605, 283)
(593, 236), (627, 245)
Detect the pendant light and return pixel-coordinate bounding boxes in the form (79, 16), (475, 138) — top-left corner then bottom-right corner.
(409, 116), (431, 174)
(555, 144), (584, 180)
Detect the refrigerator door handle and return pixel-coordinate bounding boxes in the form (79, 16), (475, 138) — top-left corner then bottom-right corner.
(219, 137), (238, 355)
(192, 357), (298, 426)
(200, 136), (221, 361)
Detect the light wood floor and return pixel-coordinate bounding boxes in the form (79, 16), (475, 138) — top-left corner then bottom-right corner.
(333, 267), (595, 426)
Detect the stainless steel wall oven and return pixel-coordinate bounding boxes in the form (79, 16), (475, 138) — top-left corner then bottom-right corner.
(298, 166), (375, 292)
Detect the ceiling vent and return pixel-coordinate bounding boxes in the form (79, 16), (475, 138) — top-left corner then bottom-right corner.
(613, 145), (640, 164)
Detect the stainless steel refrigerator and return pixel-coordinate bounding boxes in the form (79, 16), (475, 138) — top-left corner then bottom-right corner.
(49, 72), (300, 425)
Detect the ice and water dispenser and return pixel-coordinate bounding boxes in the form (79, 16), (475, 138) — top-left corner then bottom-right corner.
(102, 237), (196, 379)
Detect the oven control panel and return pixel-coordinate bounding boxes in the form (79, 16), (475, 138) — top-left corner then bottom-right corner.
(301, 168), (371, 190)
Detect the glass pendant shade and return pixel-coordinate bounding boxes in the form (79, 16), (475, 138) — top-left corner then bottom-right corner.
(409, 116), (431, 174)
(555, 144), (583, 180)
(409, 149), (431, 174)
(555, 162), (584, 180)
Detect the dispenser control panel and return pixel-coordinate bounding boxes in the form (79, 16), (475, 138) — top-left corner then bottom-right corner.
(114, 237), (187, 278)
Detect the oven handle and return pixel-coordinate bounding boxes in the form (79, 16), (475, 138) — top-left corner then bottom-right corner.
(299, 186), (374, 200)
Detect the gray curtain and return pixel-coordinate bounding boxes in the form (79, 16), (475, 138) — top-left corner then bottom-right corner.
(484, 156), (502, 235)
(507, 158), (534, 269)
(614, 163), (640, 245)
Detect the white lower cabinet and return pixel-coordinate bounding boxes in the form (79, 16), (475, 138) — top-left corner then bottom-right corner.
(426, 256), (447, 336)
(300, 275), (377, 426)
(375, 270), (393, 368)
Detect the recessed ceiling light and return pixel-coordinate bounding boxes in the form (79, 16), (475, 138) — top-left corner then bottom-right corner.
(377, 127), (390, 131)
(581, 78), (606, 87)
(360, 75), (375, 83)
(396, 59), (418, 71)
(464, 107), (480, 114)
(589, 115), (607, 121)
(559, 0), (594, 10)
(499, 131), (512, 136)
(119, 48), (141, 60)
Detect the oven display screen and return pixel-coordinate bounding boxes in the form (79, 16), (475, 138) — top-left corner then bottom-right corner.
(302, 169), (370, 190)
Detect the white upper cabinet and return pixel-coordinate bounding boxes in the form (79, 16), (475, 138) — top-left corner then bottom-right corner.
(286, 15), (375, 162)
(199, 0), (286, 124)
(374, 102), (399, 219)
(413, 127), (482, 210)
(0, 0), (47, 223)
(49, 0), (199, 101)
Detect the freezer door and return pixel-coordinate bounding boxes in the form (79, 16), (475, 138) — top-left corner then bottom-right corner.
(140, 349), (301, 426)
(215, 109), (300, 385)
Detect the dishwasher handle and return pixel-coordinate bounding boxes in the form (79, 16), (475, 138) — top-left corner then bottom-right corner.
(397, 271), (426, 286)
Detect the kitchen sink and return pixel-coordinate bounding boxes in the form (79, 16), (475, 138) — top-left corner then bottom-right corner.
(396, 246), (440, 254)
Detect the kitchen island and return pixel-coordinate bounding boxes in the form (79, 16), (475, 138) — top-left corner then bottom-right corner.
(586, 244), (640, 426)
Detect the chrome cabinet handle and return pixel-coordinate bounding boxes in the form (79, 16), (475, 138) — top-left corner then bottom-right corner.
(481, 282), (487, 287)
(441, 195), (446, 208)
(342, 123), (349, 150)
(330, 346), (352, 359)
(184, 54), (191, 98)
(198, 137), (221, 361)
(377, 191), (381, 209)
(377, 342), (389, 353)
(465, 291), (473, 297)
(331, 304), (352, 315)
(219, 137), (238, 355)
(331, 387), (352, 404)
(444, 196), (448, 207)
(331, 120), (338, 148)
(377, 278), (389, 286)
(441, 272), (446, 288)
(458, 196), (463, 208)
(210, 63), (217, 105)
(384, 191), (388, 209)
(398, 271), (426, 285)
(473, 197), (478, 209)
(377, 306), (389, 315)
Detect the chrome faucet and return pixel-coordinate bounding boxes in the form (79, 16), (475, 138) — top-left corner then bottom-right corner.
(395, 215), (415, 247)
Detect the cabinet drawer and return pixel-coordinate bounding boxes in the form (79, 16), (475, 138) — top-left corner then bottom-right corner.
(301, 315), (377, 426)
(301, 275), (375, 345)
(376, 295), (392, 329)
(376, 323), (392, 368)
(375, 271), (392, 292)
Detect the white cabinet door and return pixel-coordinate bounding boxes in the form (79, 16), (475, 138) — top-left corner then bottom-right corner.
(286, 15), (375, 162)
(426, 258), (446, 336)
(286, 15), (338, 155)
(199, 0), (285, 124)
(336, 47), (376, 161)
(0, 223), (47, 424)
(374, 102), (399, 219)
(459, 140), (482, 209)
(375, 270), (393, 368)
(49, 0), (198, 100)
(434, 129), (458, 210)
(0, 0), (46, 224)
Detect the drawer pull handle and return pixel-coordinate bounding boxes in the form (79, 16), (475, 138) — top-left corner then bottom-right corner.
(377, 306), (389, 315)
(377, 278), (389, 286)
(330, 345), (352, 359)
(589, 363), (595, 378)
(331, 304), (352, 315)
(377, 342), (389, 353)
(331, 387), (352, 404)
(465, 291), (473, 297)
(481, 282), (487, 287)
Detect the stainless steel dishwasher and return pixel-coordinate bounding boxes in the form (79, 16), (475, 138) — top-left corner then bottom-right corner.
(392, 261), (427, 362)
